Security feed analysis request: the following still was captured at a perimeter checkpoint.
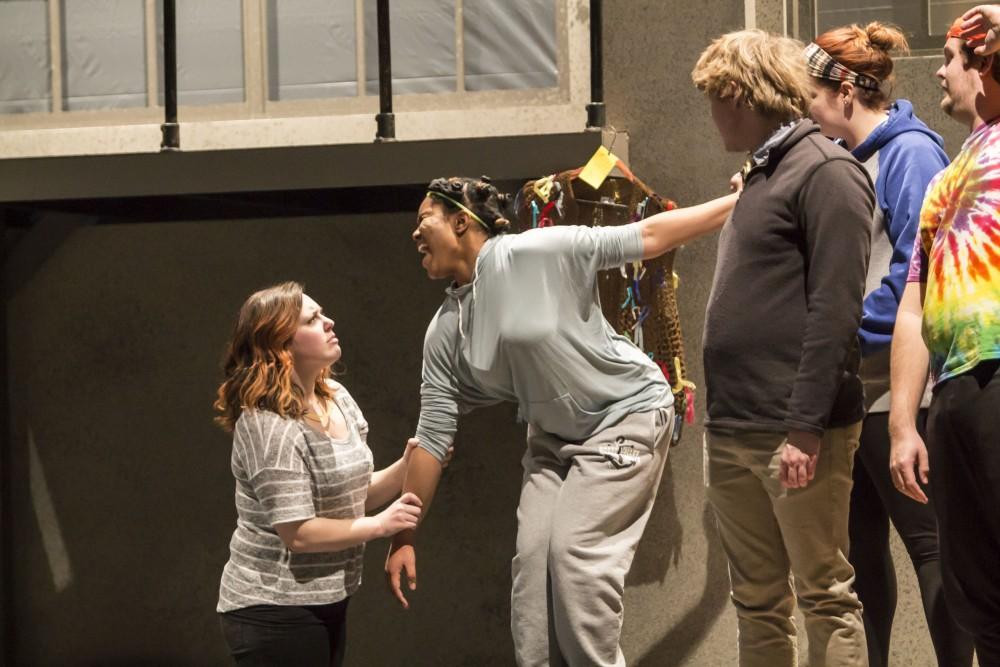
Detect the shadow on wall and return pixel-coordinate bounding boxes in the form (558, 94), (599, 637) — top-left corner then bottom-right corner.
(627, 459), (731, 667)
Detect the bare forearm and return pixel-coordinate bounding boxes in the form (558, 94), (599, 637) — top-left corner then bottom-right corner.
(366, 458), (406, 511)
(392, 448), (443, 547)
(889, 283), (930, 437)
(640, 193), (737, 259)
(278, 516), (384, 554)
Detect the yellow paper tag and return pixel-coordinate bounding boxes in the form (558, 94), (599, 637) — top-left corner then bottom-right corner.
(532, 175), (555, 202)
(578, 146), (618, 190)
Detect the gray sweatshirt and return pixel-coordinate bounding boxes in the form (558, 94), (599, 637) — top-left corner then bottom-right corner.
(415, 224), (672, 461)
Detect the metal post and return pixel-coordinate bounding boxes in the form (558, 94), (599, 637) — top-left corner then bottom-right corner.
(160, 0), (180, 151)
(374, 0), (396, 142)
(0, 211), (11, 666)
(586, 0), (606, 130)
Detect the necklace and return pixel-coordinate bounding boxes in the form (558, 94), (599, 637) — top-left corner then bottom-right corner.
(304, 399), (331, 431)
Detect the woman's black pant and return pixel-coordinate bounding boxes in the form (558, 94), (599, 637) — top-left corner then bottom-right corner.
(849, 411), (973, 667)
(219, 598), (350, 667)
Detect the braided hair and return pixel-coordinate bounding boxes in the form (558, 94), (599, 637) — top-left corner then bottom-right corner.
(426, 176), (513, 236)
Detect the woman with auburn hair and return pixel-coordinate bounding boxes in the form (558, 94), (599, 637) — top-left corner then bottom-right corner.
(807, 23), (972, 667)
(214, 281), (433, 666)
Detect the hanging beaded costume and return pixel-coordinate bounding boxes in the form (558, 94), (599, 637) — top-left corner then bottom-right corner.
(515, 169), (695, 443)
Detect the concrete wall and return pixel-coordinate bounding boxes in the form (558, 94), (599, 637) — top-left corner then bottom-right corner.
(7, 2), (975, 666)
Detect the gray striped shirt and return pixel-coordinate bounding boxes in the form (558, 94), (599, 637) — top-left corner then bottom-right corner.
(217, 383), (374, 613)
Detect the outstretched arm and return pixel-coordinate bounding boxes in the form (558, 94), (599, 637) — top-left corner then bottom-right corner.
(274, 493), (422, 553)
(239, 411), (422, 555)
(367, 456), (408, 511)
(386, 312), (474, 607)
(385, 447), (444, 609)
(366, 438), (453, 511)
(639, 193), (738, 260)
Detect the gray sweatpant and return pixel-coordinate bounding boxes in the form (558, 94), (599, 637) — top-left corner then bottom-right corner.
(511, 406), (673, 667)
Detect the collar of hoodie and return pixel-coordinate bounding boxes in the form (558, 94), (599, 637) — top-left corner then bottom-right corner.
(445, 236), (499, 339)
(747, 118), (804, 172)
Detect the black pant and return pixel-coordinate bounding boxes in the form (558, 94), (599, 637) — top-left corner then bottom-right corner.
(929, 360), (1000, 667)
(219, 598), (350, 667)
(849, 411), (973, 667)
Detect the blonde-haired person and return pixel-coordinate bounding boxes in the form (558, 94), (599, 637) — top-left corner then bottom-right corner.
(806, 22), (973, 667)
(691, 28), (814, 121)
(214, 282), (445, 666)
(693, 30), (874, 666)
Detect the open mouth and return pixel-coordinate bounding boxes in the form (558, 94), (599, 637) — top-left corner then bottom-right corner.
(417, 244), (431, 267)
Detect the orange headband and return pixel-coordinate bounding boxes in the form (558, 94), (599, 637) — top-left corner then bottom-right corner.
(947, 16), (988, 42)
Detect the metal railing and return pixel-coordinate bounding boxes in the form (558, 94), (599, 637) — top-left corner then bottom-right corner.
(586, 0), (605, 129)
(154, 0), (606, 147)
(160, 0), (180, 151)
(374, 0), (395, 142)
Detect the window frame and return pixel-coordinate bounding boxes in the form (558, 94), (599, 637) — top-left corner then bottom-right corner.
(798, 0), (980, 53)
(1, 0), (571, 130)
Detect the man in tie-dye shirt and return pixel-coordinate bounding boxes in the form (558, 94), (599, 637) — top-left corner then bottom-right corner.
(889, 16), (1000, 663)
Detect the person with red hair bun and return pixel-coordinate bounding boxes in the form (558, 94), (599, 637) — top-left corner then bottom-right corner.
(806, 22), (973, 667)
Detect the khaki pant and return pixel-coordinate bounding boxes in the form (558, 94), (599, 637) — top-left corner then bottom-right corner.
(705, 423), (867, 667)
(511, 406), (673, 667)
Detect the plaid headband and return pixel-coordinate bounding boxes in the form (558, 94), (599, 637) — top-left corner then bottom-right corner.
(805, 43), (881, 91)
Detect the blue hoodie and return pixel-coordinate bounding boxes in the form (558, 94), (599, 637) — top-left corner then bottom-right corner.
(852, 100), (948, 358)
